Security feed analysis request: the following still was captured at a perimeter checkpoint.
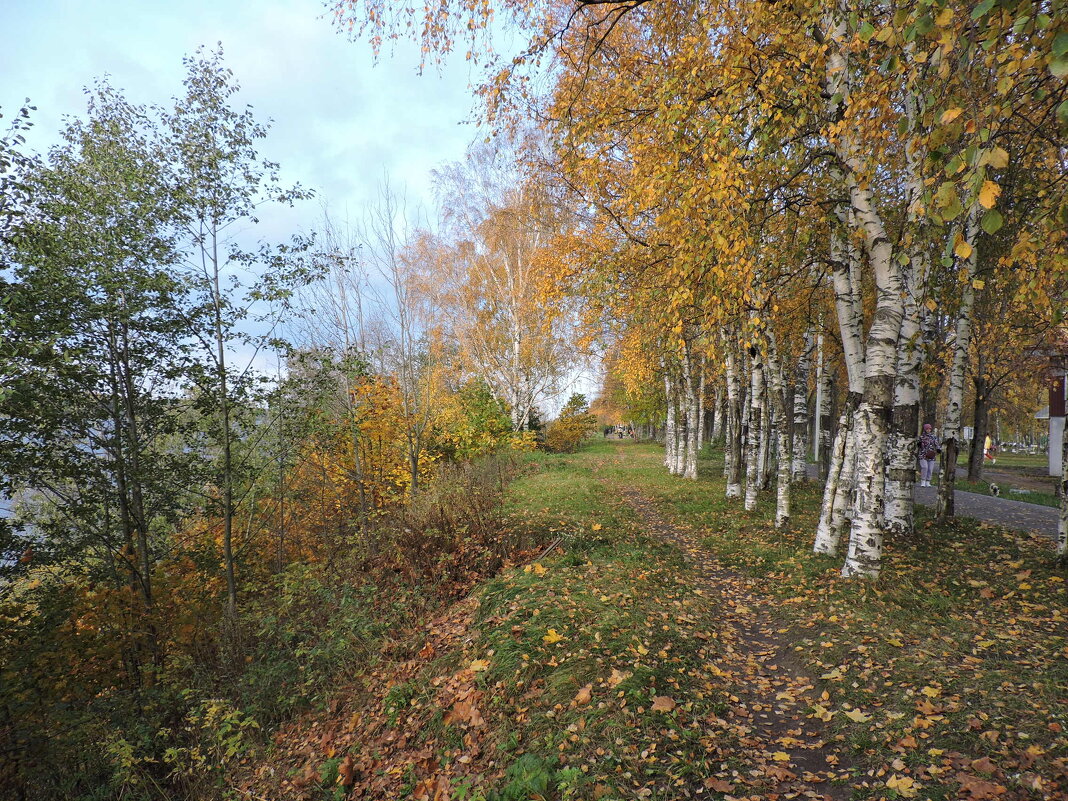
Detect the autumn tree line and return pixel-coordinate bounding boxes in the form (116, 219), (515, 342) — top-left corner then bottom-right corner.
(0, 48), (581, 797)
(336, 0), (1067, 572)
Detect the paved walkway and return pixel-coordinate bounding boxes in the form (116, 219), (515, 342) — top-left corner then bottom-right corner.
(806, 465), (1058, 538)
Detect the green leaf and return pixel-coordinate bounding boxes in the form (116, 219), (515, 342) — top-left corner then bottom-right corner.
(859, 21), (877, 42)
(1051, 54), (1068, 79)
(971, 0), (996, 20)
(1058, 98), (1068, 128)
(980, 209), (1004, 235)
(1053, 32), (1068, 57)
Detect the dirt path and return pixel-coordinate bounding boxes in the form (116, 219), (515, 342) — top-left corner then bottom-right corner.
(617, 485), (853, 800)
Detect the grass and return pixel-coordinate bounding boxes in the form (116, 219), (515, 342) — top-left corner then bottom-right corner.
(602, 440), (1067, 799)
(238, 438), (1067, 800)
(955, 478), (1061, 508)
(464, 440), (741, 800)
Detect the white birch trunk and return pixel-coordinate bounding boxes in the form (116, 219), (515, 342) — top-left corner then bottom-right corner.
(885, 71), (931, 538)
(766, 335), (792, 530)
(711, 381), (725, 443)
(673, 378), (687, 476)
(744, 346), (765, 512)
(824, 3), (905, 578)
(724, 346), (744, 497)
(683, 344), (699, 480)
(814, 397), (858, 556)
(1058, 417), (1067, 560)
(759, 382), (773, 491)
(937, 209), (982, 520)
(813, 331), (824, 463)
(840, 188), (904, 578)
(816, 341), (833, 479)
(696, 355), (707, 452)
(664, 374), (676, 471)
(792, 330), (813, 483)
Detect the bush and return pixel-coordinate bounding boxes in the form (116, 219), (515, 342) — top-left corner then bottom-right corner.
(542, 394), (598, 453)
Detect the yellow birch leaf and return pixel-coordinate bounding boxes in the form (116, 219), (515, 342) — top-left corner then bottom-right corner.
(886, 774), (921, 798)
(771, 751), (790, 762)
(954, 238), (973, 260)
(940, 107), (963, 124)
(979, 180), (1001, 209)
(980, 146), (1010, 168)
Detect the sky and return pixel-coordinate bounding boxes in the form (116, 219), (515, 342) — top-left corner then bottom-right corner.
(0, 0), (597, 411)
(1, 0), (485, 228)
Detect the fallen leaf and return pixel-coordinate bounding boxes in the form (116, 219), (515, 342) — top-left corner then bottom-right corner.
(886, 773), (920, 798)
(650, 696), (676, 712)
(704, 778), (734, 792)
(607, 668), (631, 688)
(543, 628), (564, 644)
(574, 684), (593, 705)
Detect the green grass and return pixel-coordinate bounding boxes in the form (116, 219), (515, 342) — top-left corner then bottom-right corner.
(600, 441), (1067, 799)
(955, 450), (1049, 470)
(955, 478), (1061, 508)
(465, 441), (739, 800)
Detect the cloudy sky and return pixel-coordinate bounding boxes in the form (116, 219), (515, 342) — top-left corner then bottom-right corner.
(1, 0), (597, 410)
(1, 0), (488, 228)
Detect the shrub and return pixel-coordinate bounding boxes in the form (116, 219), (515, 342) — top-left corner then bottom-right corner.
(542, 394), (598, 453)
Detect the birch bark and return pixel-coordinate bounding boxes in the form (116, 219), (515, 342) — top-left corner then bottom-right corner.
(683, 343), (699, 480)
(792, 330), (813, 483)
(884, 75), (930, 538)
(766, 335), (793, 529)
(937, 209), (982, 520)
(711, 381), (724, 443)
(744, 345), (765, 512)
(724, 345), (744, 498)
(696, 354), (707, 452)
(664, 373), (676, 471)
(1058, 414), (1067, 561)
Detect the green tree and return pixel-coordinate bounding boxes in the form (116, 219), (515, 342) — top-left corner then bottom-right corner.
(164, 45), (313, 619)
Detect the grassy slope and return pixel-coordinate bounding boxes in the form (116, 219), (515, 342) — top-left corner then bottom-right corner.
(242, 439), (1067, 801)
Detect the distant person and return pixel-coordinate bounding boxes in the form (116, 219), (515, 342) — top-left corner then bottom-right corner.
(918, 423), (939, 487)
(984, 434), (997, 465)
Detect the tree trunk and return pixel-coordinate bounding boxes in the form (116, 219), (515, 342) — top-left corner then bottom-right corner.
(1058, 415), (1067, 561)
(683, 344), (699, 480)
(724, 346), (744, 497)
(792, 330), (812, 483)
(696, 354), (707, 453)
(744, 345), (765, 512)
(884, 279), (924, 538)
(664, 373), (676, 472)
(937, 208), (981, 521)
(817, 364), (834, 481)
(766, 336), (792, 529)
(814, 393), (859, 556)
(967, 363), (990, 482)
(711, 381), (724, 443)
(211, 238), (239, 620)
(884, 69), (931, 539)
